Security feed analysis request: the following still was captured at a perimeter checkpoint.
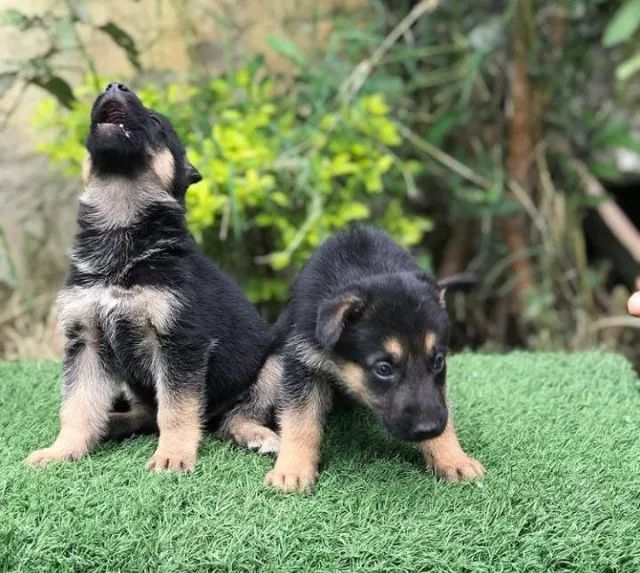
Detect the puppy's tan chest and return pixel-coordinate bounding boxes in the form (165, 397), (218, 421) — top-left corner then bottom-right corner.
(58, 285), (180, 338)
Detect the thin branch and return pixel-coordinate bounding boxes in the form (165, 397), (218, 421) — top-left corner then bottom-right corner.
(570, 158), (640, 264)
(254, 194), (322, 265)
(397, 122), (490, 187)
(338, 0), (440, 104)
(587, 316), (640, 334)
(397, 122), (549, 236)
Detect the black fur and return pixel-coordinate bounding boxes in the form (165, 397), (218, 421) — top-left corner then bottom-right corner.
(28, 84), (292, 472)
(85, 84), (270, 417)
(276, 226), (452, 441)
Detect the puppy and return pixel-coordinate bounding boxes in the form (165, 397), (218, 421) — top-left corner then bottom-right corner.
(26, 82), (276, 471)
(263, 226), (485, 492)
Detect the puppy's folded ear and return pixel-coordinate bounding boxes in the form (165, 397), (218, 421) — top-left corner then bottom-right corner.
(437, 272), (478, 307)
(186, 162), (202, 185)
(316, 292), (364, 348)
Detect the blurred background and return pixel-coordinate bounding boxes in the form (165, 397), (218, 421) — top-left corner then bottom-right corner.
(1, 0), (640, 365)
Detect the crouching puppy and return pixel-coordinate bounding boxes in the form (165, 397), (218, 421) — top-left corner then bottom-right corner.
(26, 82), (273, 472)
(265, 227), (484, 493)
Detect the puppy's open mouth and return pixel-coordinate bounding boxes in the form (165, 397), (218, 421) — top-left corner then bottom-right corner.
(97, 101), (130, 139)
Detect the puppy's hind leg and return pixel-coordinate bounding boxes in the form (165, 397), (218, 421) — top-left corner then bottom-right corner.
(218, 355), (282, 455)
(107, 393), (157, 441)
(220, 417), (280, 455)
(27, 339), (117, 467)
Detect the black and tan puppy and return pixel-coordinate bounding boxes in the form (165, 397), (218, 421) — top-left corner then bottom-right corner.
(264, 226), (485, 492)
(26, 82), (276, 471)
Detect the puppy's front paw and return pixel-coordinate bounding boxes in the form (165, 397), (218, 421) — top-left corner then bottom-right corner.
(146, 448), (196, 473)
(264, 464), (318, 493)
(432, 454), (485, 482)
(26, 446), (86, 468)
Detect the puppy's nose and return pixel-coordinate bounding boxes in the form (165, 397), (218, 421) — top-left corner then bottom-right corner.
(105, 82), (129, 94)
(409, 419), (446, 441)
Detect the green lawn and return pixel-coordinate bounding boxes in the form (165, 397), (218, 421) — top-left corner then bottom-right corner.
(1, 352), (640, 572)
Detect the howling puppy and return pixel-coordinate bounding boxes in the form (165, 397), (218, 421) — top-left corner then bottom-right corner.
(264, 226), (485, 493)
(26, 82), (276, 472)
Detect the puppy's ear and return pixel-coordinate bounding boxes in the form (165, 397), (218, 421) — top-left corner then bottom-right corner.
(437, 273), (478, 307)
(186, 162), (202, 185)
(316, 292), (364, 348)
(409, 271), (444, 305)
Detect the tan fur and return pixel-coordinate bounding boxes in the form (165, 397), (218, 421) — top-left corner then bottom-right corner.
(150, 148), (175, 188)
(340, 362), (376, 407)
(250, 354), (282, 415)
(219, 355), (282, 454)
(384, 337), (404, 359)
(223, 419), (280, 454)
(147, 390), (203, 472)
(26, 345), (116, 467)
(80, 171), (178, 230)
(82, 154), (93, 185)
(424, 331), (437, 354)
(58, 285), (181, 336)
(286, 335), (341, 376)
(420, 418), (485, 481)
(321, 295), (361, 342)
(265, 384), (331, 493)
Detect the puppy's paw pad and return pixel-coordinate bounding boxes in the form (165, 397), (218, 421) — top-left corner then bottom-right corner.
(264, 466), (317, 493)
(146, 450), (196, 473)
(434, 455), (485, 482)
(25, 447), (84, 468)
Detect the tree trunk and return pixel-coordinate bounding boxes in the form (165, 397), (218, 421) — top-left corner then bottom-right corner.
(503, 0), (536, 313)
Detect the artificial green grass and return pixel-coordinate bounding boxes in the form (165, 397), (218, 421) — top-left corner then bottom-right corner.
(1, 352), (640, 572)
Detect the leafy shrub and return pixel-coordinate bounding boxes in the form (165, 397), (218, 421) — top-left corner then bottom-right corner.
(33, 59), (429, 314)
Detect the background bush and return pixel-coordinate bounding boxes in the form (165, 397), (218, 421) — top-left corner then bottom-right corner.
(3, 0), (640, 357)
(33, 60), (429, 316)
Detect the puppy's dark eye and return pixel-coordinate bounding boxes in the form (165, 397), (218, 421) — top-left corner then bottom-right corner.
(373, 360), (394, 380)
(433, 352), (446, 374)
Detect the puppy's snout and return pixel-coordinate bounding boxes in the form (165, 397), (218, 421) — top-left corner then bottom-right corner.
(408, 417), (446, 441)
(105, 82), (129, 94)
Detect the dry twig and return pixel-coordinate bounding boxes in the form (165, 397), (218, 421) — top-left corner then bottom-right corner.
(339, 0), (440, 104)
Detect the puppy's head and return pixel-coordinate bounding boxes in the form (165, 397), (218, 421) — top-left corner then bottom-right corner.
(316, 271), (450, 442)
(84, 82), (201, 198)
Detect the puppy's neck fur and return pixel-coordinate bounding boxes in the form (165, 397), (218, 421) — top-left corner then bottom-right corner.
(80, 149), (181, 230)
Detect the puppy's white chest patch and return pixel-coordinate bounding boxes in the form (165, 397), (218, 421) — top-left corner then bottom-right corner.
(58, 285), (181, 336)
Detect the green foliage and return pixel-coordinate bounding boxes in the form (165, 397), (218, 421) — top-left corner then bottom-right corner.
(603, 0), (640, 47)
(24, 0), (640, 352)
(33, 61), (429, 310)
(603, 0), (640, 83)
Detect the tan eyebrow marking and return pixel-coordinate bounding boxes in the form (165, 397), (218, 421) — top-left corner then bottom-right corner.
(384, 337), (404, 360)
(424, 331), (437, 354)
